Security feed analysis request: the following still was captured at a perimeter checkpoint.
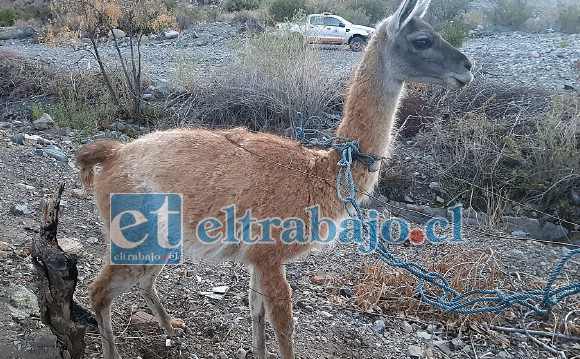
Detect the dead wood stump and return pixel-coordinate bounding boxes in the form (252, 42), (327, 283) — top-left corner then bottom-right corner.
(32, 183), (86, 359)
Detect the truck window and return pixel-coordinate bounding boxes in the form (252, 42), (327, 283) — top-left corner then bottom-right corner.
(309, 16), (324, 26)
(324, 17), (343, 27)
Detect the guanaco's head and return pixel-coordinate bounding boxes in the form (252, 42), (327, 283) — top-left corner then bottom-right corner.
(375, 0), (473, 88)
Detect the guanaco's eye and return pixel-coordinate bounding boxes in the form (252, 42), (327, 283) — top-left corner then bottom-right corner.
(413, 38), (432, 50)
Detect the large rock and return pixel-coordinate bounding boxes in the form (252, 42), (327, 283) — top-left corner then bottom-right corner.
(0, 27), (35, 40)
(108, 28), (126, 39)
(163, 30), (179, 39)
(7, 285), (40, 321)
(504, 216), (543, 240)
(43, 147), (68, 162)
(33, 113), (55, 130)
(542, 222), (569, 242)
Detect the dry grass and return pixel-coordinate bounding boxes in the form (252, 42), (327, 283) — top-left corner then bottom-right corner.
(350, 245), (580, 336)
(353, 247), (504, 323)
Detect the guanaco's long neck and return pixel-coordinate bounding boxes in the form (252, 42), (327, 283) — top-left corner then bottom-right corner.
(336, 39), (404, 160)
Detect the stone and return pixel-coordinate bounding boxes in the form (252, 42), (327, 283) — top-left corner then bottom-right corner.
(86, 237), (99, 244)
(25, 134), (50, 145)
(7, 285), (40, 320)
(571, 190), (580, 205)
(404, 195), (414, 203)
(363, 194), (388, 210)
(10, 133), (25, 145)
(429, 181), (441, 190)
(164, 30), (179, 39)
(401, 321), (413, 333)
(130, 311), (157, 330)
(33, 332), (58, 347)
(339, 288), (352, 297)
(531, 50), (540, 58)
(373, 319), (386, 334)
(450, 337), (464, 350)
(16, 183), (36, 192)
(44, 148), (68, 162)
(229, 306), (243, 313)
(311, 275), (326, 284)
(58, 237), (84, 256)
(11, 203), (29, 216)
(108, 28), (126, 39)
(33, 113), (55, 130)
(511, 231), (528, 238)
(416, 331), (432, 340)
(235, 348), (247, 359)
(504, 216), (543, 240)
(111, 121), (127, 131)
(71, 188), (88, 199)
(218, 352), (228, 359)
(434, 340), (452, 355)
(319, 310), (333, 319)
(408, 345), (423, 358)
(0, 27), (35, 40)
(542, 222), (568, 242)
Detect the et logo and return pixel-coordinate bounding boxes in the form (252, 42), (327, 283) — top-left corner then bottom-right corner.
(110, 193), (182, 265)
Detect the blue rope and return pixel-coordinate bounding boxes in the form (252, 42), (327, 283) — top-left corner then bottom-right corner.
(294, 112), (580, 315)
(294, 112), (378, 218)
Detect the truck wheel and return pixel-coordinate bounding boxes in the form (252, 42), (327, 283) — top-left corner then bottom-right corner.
(349, 37), (366, 52)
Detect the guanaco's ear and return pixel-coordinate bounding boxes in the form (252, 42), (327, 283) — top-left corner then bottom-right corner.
(387, 0), (430, 37)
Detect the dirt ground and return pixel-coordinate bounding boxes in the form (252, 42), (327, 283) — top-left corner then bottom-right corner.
(0, 120), (579, 359)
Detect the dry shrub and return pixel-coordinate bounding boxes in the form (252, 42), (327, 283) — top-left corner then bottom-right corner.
(0, 50), (64, 97)
(408, 74), (580, 222)
(353, 247), (504, 323)
(179, 33), (343, 131)
(0, 51), (118, 129)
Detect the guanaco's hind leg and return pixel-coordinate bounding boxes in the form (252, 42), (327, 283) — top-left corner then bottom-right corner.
(250, 266), (266, 358)
(90, 262), (137, 359)
(259, 264), (295, 359)
(138, 272), (188, 336)
(90, 261), (187, 358)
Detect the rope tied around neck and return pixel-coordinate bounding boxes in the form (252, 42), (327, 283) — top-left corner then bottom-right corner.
(294, 112), (379, 218)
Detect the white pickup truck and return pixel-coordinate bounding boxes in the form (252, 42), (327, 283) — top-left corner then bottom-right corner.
(276, 13), (375, 52)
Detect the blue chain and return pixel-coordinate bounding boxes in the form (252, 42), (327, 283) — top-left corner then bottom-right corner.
(295, 112), (580, 315)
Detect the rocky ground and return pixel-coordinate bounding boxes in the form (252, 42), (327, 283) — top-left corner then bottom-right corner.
(0, 21), (579, 359)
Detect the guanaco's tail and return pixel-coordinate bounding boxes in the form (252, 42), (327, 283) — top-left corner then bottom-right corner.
(76, 140), (123, 189)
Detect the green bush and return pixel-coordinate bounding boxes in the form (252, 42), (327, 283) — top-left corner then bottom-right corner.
(558, 5), (580, 34)
(440, 18), (470, 47)
(0, 9), (24, 26)
(337, 8), (371, 26)
(488, 0), (533, 30)
(226, 0), (260, 12)
(269, 0), (307, 22)
(344, 0), (388, 25)
(426, 0), (473, 28)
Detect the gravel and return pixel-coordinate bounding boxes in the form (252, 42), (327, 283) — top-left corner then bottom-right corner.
(1, 24), (578, 92)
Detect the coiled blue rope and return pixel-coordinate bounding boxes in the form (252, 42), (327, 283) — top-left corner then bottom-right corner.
(295, 112), (580, 315)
